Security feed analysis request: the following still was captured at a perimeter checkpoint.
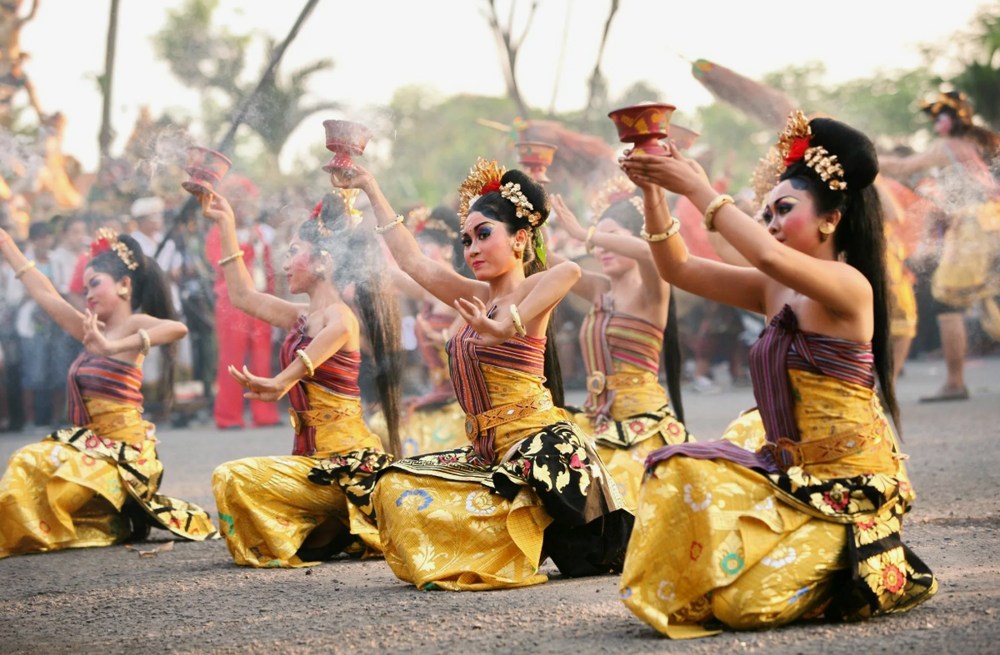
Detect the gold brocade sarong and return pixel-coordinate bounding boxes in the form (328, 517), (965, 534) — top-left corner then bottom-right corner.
(0, 398), (217, 559)
(213, 384), (387, 568)
(569, 362), (690, 510)
(932, 202), (1000, 308)
(620, 370), (936, 638)
(886, 230), (918, 339)
(368, 399), (469, 457)
(372, 364), (632, 591)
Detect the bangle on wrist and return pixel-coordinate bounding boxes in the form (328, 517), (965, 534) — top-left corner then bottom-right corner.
(15, 261), (35, 279)
(137, 329), (151, 356)
(218, 251), (244, 266)
(374, 215), (404, 234)
(703, 194), (735, 233)
(585, 225), (597, 254)
(509, 304), (526, 337)
(296, 349), (316, 377)
(640, 218), (681, 242)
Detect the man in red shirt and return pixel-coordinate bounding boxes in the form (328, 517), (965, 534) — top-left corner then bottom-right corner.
(204, 176), (278, 429)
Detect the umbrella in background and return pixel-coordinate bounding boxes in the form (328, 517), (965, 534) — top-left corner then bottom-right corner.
(692, 59), (797, 129)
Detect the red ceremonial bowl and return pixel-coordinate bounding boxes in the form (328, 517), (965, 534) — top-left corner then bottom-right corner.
(181, 147), (232, 196)
(516, 141), (557, 184)
(607, 103), (676, 156)
(321, 120), (373, 177)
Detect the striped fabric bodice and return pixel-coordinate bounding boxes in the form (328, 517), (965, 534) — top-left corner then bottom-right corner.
(446, 313), (548, 461)
(67, 353), (143, 427)
(580, 294), (663, 417)
(749, 304), (875, 446)
(280, 315), (363, 456)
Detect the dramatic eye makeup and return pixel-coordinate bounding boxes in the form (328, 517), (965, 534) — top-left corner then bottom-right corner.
(462, 221), (494, 246)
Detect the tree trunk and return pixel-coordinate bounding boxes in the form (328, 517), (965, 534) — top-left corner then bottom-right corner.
(98, 0), (120, 165)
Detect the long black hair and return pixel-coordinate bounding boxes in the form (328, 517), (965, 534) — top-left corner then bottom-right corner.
(599, 191), (685, 424)
(88, 234), (177, 407)
(299, 194), (403, 457)
(470, 169), (564, 407)
(780, 117), (899, 430)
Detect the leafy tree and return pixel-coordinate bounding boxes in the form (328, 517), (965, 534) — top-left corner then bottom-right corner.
(150, 0), (337, 172)
(947, 4), (1000, 129)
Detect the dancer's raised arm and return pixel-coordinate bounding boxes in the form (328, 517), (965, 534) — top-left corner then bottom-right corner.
(331, 166), (485, 307)
(201, 192), (304, 330)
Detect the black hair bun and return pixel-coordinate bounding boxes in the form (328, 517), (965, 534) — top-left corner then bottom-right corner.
(320, 192), (348, 222)
(500, 169), (550, 225)
(808, 118), (879, 190)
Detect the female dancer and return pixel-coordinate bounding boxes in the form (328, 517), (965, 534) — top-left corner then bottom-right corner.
(0, 228), (216, 558)
(879, 91), (1000, 401)
(335, 159), (631, 590)
(381, 205), (468, 456)
(548, 178), (690, 510)
(616, 113), (936, 636)
(205, 190), (402, 568)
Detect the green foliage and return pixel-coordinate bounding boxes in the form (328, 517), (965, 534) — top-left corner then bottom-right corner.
(948, 4), (1000, 129)
(692, 103), (771, 189)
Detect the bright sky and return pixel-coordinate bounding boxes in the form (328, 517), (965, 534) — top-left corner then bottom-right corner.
(20, 0), (991, 170)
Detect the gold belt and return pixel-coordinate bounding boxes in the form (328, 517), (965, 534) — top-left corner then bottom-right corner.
(87, 410), (145, 435)
(586, 370), (657, 395)
(464, 392), (553, 439)
(288, 405), (362, 434)
(766, 420), (887, 468)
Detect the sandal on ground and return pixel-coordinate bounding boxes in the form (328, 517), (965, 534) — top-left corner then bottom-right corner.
(919, 386), (970, 403)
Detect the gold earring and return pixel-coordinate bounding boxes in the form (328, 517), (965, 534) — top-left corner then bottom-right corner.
(819, 223), (835, 235)
(117, 288), (129, 299)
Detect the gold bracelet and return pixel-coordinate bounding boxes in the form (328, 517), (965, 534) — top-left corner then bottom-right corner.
(703, 194), (735, 233)
(640, 219), (682, 242)
(137, 328), (151, 356)
(509, 304), (526, 337)
(585, 225), (597, 254)
(218, 251), (244, 266)
(296, 349), (316, 377)
(14, 261), (35, 279)
(374, 215), (404, 234)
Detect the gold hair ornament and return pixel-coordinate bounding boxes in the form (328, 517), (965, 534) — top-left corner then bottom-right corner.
(94, 227), (139, 271)
(751, 146), (784, 213)
(457, 158), (507, 229)
(775, 111), (847, 192)
(500, 182), (543, 227)
(920, 92), (974, 126)
(408, 206), (458, 239)
(591, 175), (640, 219)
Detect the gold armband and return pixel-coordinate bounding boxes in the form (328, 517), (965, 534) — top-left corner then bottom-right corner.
(296, 349), (316, 378)
(218, 251), (244, 266)
(640, 219), (681, 242)
(703, 194), (735, 233)
(15, 261), (36, 279)
(510, 304), (526, 337)
(585, 225), (597, 254)
(374, 216), (404, 234)
(137, 329), (151, 356)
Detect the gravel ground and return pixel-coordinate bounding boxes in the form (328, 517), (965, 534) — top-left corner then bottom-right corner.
(1, 358), (998, 655)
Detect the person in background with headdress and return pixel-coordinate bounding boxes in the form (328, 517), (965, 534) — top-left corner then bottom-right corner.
(334, 159), (633, 590)
(0, 225), (216, 558)
(205, 175), (279, 429)
(879, 91), (1000, 401)
(203, 189), (401, 567)
(546, 178), (690, 510)
(616, 112), (936, 636)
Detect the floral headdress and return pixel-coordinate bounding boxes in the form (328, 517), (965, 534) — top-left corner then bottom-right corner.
(776, 110), (847, 191)
(90, 228), (138, 271)
(591, 175), (644, 219)
(311, 188), (365, 237)
(457, 158), (542, 230)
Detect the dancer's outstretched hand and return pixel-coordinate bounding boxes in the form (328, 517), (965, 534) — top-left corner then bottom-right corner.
(620, 142), (702, 196)
(82, 309), (114, 357)
(200, 192), (235, 225)
(549, 194), (587, 241)
(229, 365), (291, 402)
(454, 297), (514, 347)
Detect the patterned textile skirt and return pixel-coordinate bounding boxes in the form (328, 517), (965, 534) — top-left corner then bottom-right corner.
(368, 399), (468, 457)
(371, 421), (634, 591)
(932, 203), (1000, 308)
(620, 413), (936, 638)
(213, 449), (389, 568)
(568, 403), (690, 511)
(0, 428), (217, 559)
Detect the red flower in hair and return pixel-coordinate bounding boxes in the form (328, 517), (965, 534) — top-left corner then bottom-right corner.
(90, 238), (111, 257)
(784, 136), (810, 166)
(310, 200), (323, 219)
(480, 180), (502, 196)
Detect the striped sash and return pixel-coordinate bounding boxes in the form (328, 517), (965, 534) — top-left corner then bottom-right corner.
(580, 294), (663, 418)
(749, 304), (875, 447)
(446, 308), (547, 462)
(67, 354), (143, 427)
(280, 315), (362, 456)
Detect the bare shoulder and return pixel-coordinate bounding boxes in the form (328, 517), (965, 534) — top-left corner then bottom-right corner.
(325, 302), (356, 334)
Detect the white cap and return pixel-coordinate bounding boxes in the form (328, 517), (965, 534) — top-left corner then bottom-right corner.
(130, 196), (165, 219)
